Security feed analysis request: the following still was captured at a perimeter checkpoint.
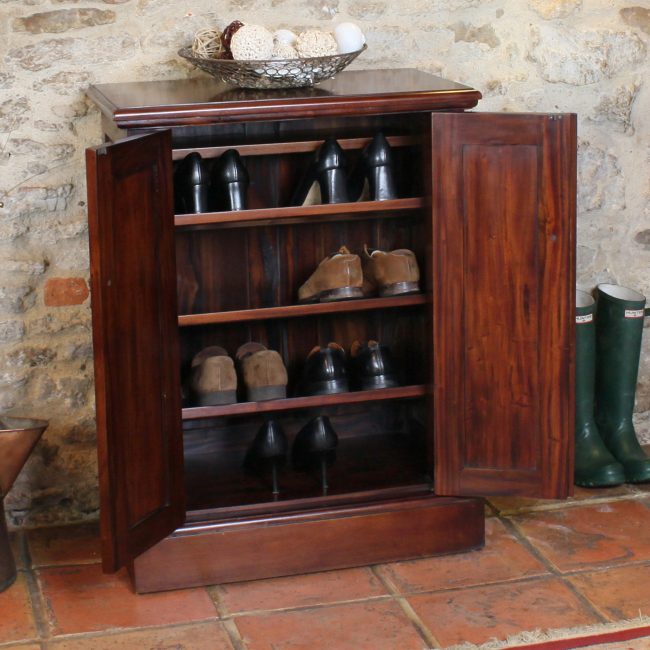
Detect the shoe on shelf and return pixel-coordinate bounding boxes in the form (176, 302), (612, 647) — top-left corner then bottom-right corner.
(212, 149), (249, 211)
(244, 420), (289, 496)
(189, 346), (237, 406)
(349, 133), (397, 202)
(174, 152), (210, 214)
(302, 342), (349, 396)
(292, 415), (339, 494)
(291, 138), (350, 206)
(297, 246), (364, 303)
(362, 245), (420, 297)
(350, 340), (400, 391)
(236, 342), (288, 402)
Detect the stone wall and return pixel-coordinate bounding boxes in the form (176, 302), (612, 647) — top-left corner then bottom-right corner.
(1, 0), (649, 526)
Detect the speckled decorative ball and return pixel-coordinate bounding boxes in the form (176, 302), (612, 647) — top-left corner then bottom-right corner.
(230, 24), (274, 60)
(295, 29), (338, 57)
(272, 42), (298, 59)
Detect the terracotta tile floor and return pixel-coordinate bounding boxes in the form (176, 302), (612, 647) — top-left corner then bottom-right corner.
(2, 487), (650, 649)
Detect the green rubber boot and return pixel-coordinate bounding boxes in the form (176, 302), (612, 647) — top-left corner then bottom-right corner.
(574, 290), (625, 487)
(595, 283), (650, 484)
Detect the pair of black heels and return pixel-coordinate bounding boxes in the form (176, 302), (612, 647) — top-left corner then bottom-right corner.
(174, 149), (249, 214)
(244, 416), (338, 496)
(290, 133), (397, 206)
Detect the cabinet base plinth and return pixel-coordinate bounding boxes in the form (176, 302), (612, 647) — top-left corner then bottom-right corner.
(130, 496), (485, 593)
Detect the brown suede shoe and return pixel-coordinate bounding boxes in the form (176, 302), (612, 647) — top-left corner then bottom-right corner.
(236, 342), (288, 402)
(190, 346), (237, 406)
(298, 246), (364, 303)
(362, 245), (420, 297)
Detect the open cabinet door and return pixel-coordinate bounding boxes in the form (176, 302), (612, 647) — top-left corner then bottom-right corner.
(432, 112), (576, 499)
(86, 130), (184, 571)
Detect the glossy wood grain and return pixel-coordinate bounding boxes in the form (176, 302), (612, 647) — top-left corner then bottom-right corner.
(131, 496), (485, 592)
(172, 134), (418, 160)
(87, 69), (482, 129)
(178, 294), (428, 325)
(431, 112), (576, 499)
(85, 131), (185, 572)
(175, 197), (424, 229)
(182, 384), (427, 420)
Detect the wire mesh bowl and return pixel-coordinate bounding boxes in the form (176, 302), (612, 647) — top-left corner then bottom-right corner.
(178, 44), (366, 89)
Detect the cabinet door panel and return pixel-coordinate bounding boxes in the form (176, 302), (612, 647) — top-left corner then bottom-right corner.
(86, 131), (184, 571)
(432, 113), (576, 498)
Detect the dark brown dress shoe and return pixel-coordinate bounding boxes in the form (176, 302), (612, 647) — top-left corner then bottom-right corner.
(174, 152), (210, 214)
(302, 343), (349, 395)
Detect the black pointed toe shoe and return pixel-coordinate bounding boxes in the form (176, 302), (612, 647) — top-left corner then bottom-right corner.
(349, 133), (397, 202)
(213, 149), (249, 211)
(350, 339), (400, 390)
(244, 420), (289, 496)
(292, 415), (339, 494)
(174, 152), (210, 214)
(291, 138), (350, 206)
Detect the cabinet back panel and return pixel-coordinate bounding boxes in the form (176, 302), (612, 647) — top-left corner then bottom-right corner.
(179, 307), (428, 400)
(176, 217), (427, 314)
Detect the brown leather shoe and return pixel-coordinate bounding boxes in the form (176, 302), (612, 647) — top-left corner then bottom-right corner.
(236, 342), (288, 401)
(362, 245), (420, 297)
(298, 246), (364, 303)
(190, 346), (237, 406)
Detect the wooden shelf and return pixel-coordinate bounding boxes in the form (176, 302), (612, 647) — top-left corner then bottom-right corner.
(174, 197), (425, 229)
(178, 293), (428, 327)
(182, 384), (428, 420)
(172, 135), (419, 161)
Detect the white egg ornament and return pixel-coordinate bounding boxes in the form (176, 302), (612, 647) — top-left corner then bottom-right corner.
(334, 22), (365, 54)
(274, 29), (298, 46)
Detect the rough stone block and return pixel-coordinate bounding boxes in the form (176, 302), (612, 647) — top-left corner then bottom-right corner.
(620, 6), (650, 34)
(43, 277), (89, 307)
(12, 9), (116, 33)
(528, 0), (582, 19)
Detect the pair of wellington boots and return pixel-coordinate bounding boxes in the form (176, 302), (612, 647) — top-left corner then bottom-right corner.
(190, 343), (288, 406)
(575, 284), (650, 487)
(298, 245), (420, 303)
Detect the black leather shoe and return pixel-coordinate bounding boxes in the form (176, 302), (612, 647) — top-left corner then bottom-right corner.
(174, 152), (210, 214)
(291, 138), (350, 205)
(302, 343), (349, 395)
(244, 420), (288, 495)
(212, 149), (249, 211)
(364, 133), (397, 201)
(350, 133), (397, 202)
(292, 415), (339, 494)
(350, 340), (400, 390)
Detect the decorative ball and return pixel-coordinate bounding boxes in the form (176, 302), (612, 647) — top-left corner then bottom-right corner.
(334, 22), (365, 54)
(230, 24), (274, 60)
(295, 29), (338, 57)
(272, 42), (298, 59)
(274, 29), (298, 46)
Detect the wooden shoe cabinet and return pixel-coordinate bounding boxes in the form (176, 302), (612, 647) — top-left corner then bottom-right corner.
(85, 69), (576, 593)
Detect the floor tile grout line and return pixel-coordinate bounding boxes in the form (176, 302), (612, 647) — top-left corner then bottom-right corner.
(370, 565), (442, 649)
(560, 557), (650, 578)
(23, 567), (51, 641)
(501, 517), (609, 625)
(487, 491), (649, 516)
(222, 593), (395, 619)
(34, 617), (223, 643)
(221, 618), (249, 650)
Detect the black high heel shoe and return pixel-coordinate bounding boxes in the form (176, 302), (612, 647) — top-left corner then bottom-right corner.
(212, 149), (249, 211)
(349, 133), (397, 202)
(291, 138), (350, 206)
(244, 420), (288, 496)
(292, 416), (339, 494)
(174, 152), (210, 214)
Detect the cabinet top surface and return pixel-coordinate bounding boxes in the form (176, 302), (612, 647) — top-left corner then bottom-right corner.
(87, 68), (481, 128)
